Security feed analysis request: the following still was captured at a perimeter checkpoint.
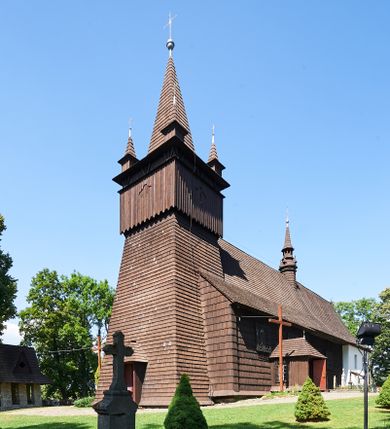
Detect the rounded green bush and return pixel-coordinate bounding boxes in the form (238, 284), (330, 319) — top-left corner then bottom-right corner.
(73, 396), (95, 408)
(164, 374), (208, 429)
(294, 377), (330, 422)
(376, 374), (390, 409)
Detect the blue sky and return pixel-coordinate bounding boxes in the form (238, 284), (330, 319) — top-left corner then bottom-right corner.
(1, 1), (389, 342)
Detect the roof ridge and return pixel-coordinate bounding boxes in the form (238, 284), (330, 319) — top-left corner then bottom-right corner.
(219, 238), (290, 282)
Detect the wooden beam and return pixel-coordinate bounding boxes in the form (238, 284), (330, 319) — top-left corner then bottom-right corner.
(268, 305), (292, 391)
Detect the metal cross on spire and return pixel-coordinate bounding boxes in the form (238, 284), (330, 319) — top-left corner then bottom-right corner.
(164, 12), (177, 56)
(128, 117), (133, 138)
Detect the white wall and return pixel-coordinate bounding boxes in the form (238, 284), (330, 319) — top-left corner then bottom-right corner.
(342, 344), (364, 387)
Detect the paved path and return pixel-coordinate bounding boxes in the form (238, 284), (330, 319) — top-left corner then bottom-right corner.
(4, 390), (376, 417)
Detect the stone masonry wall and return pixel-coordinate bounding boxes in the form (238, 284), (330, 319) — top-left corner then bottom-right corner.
(0, 383), (42, 411)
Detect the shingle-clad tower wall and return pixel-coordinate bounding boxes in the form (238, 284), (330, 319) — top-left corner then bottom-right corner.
(96, 46), (229, 406)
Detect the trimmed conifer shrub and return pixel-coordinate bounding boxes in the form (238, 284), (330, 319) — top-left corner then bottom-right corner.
(164, 373), (208, 429)
(294, 377), (330, 422)
(376, 374), (390, 409)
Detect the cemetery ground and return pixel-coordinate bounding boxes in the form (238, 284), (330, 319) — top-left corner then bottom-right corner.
(1, 395), (389, 429)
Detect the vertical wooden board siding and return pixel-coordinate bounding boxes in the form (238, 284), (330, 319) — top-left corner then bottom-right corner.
(288, 359), (309, 387)
(199, 279), (238, 394)
(175, 163), (223, 236)
(97, 214), (179, 406)
(120, 161), (175, 234)
(173, 215), (224, 403)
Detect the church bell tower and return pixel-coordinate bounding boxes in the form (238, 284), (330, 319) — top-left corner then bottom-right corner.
(97, 27), (229, 406)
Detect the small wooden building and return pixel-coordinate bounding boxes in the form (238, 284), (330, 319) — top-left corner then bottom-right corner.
(0, 344), (50, 410)
(97, 39), (355, 407)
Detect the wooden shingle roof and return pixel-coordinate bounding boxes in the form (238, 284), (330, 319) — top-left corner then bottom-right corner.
(270, 338), (326, 359)
(0, 344), (50, 384)
(148, 57), (194, 153)
(201, 239), (355, 345)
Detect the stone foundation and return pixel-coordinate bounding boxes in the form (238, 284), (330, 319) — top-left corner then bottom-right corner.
(0, 383), (42, 411)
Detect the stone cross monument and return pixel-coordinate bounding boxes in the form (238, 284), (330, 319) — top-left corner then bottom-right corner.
(93, 331), (138, 429)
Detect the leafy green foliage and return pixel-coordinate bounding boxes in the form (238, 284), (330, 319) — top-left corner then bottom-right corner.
(73, 396), (95, 408)
(371, 287), (390, 385)
(376, 374), (390, 408)
(0, 215), (17, 339)
(164, 374), (208, 429)
(333, 298), (378, 336)
(19, 269), (114, 401)
(334, 290), (390, 386)
(294, 377), (330, 422)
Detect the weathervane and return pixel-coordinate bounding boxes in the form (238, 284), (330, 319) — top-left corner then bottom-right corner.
(164, 12), (177, 56)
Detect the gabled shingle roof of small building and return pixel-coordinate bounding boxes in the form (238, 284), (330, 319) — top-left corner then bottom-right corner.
(200, 239), (355, 345)
(270, 338), (326, 359)
(0, 344), (51, 384)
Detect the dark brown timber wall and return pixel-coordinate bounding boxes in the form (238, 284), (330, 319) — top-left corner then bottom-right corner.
(199, 279), (238, 396)
(97, 211), (225, 406)
(236, 317), (276, 392)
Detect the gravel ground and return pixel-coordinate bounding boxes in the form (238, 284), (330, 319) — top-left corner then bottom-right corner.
(4, 390), (376, 416)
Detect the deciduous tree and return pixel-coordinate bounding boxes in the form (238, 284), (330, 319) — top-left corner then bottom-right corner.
(19, 269), (114, 401)
(371, 288), (390, 385)
(0, 214), (17, 339)
(333, 298), (378, 336)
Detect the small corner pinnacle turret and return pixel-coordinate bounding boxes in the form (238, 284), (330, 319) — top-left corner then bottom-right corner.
(279, 217), (298, 286)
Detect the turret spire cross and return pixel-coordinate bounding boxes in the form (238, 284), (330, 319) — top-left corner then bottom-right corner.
(128, 117), (133, 138)
(164, 12), (177, 56)
(165, 12), (177, 40)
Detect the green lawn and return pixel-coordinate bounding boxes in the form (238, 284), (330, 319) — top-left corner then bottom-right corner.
(0, 397), (389, 429)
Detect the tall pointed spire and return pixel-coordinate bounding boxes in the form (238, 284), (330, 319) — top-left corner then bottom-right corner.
(118, 124), (138, 172)
(279, 215), (298, 286)
(125, 127), (136, 158)
(148, 16), (194, 154)
(283, 215), (292, 249)
(207, 125), (225, 176)
(208, 125), (218, 162)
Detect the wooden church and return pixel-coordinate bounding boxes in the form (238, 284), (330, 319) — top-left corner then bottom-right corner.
(97, 36), (355, 407)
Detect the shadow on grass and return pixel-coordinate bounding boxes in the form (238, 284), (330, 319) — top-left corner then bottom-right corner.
(4, 424), (90, 429)
(209, 422), (390, 429)
(127, 419), (390, 429)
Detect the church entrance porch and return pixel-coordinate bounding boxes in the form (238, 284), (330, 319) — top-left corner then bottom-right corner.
(270, 338), (327, 391)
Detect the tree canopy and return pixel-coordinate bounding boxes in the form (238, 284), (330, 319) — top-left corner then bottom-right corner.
(333, 298), (378, 336)
(334, 289), (389, 386)
(370, 288), (390, 385)
(0, 214), (17, 340)
(19, 269), (114, 401)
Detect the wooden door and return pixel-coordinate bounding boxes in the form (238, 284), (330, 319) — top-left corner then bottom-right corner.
(312, 359), (327, 391)
(124, 363), (134, 398)
(124, 362), (147, 405)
